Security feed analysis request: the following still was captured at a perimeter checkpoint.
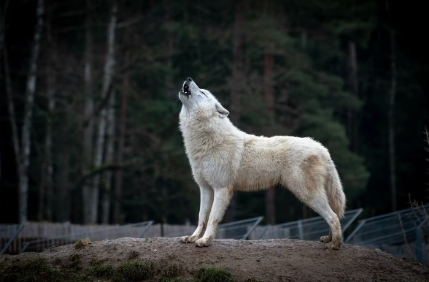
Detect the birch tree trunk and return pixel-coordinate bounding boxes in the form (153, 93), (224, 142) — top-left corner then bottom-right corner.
(4, 48), (22, 205)
(91, 0), (117, 224)
(389, 30), (397, 211)
(101, 93), (116, 224)
(20, 0), (44, 223)
(82, 0), (95, 224)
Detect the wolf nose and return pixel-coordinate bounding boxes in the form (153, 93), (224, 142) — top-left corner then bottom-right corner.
(187, 77), (193, 82)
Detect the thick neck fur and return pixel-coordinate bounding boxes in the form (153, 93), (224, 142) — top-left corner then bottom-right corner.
(179, 106), (241, 162)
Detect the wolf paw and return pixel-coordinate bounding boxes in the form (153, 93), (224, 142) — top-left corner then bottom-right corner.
(195, 237), (212, 247)
(325, 240), (341, 250)
(320, 235), (332, 243)
(179, 236), (191, 243)
(180, 235), (201, 243)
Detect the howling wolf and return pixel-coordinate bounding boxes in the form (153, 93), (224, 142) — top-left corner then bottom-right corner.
(178, 77), (346, 249)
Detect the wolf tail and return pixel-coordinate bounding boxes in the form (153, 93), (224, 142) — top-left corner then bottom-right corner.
(325, 163), (346, 219)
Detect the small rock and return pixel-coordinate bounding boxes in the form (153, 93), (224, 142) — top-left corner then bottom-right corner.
(74, 238), (91, 249)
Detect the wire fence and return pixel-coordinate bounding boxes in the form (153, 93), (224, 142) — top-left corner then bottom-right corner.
(20, 221), (153, 253)
(256, 209), (362, 240)
(165, 217), (264, 240)
(346, 204), (429, 264)
(0, 225), (25, 255)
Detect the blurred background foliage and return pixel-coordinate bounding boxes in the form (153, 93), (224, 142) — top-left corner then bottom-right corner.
(0, 0), (428, 225)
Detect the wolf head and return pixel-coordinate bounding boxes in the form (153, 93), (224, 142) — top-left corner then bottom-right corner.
(179, 77), (229, 119)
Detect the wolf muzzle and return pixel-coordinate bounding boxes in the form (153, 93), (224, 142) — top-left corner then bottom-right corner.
(182, 77), (193, 96)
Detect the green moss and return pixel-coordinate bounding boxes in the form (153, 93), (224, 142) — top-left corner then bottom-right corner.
(0, 257), (60, 282)
(88, 259), (114, 278)
(67, 254), (82, 270)
(0, 256), (89, 282)
(53, 257), (62, 265)
(112, 261), (155, 282)
(161, 263), (183, 278)
(193, 267), (233, 282)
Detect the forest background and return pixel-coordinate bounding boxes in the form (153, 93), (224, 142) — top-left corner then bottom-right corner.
(0, 0), (428, 226)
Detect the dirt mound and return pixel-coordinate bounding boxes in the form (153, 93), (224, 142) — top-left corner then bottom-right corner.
(1, 237), (428, 281)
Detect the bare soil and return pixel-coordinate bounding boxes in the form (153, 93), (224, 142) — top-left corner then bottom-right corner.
(1, 237), (429, 281)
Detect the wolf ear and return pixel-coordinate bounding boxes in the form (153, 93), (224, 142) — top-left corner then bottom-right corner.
(216, 103), (229, 118)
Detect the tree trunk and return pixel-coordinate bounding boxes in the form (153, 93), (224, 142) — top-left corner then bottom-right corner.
(141, 168), (147, 221)
(263, 0), (276, 224)
(91, 0), (117, 224)
(264, 52), (276, 224)
(300, 30), (307, 50)
(82, 0), (95, 224)
(225, 0), (245, 222)
(113, 68), (129, 224)
(347, 40), (359, 152)
(20, 0), (44, 223)
(0, 1), (8, 183)
(101, 93), (116, 224)
(59, 139), (70, 221)
(44, 7), (55, 221)
(164, 0), (174, 95)
(4, 48), (22, 212)
(388, 30), (396, 211)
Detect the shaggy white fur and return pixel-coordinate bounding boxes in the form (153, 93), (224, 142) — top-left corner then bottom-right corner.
(178, 78), (346, 249)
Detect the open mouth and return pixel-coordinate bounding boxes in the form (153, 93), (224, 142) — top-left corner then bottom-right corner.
(183, 84), (191, 96)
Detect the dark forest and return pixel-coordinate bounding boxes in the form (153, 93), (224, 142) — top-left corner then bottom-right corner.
(0, 0), (428, 226)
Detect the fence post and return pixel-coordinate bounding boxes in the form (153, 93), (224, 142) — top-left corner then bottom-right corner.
(1, 225), (25, 255)
(138, 221), (153, 238)
(19, 242), (30, 254)
(242, 217), (263, 240)
(415, 215), (429, 264)
(415, 228), (423, 263)
(298, 220), (304, 240)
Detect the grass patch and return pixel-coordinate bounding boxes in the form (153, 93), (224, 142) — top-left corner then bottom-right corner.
(67, 254), (82, 270)
(53, 257), (62, 265)
(0, 256), (89, 282)
(160, 263), (184, 278)
(112, 260), (155, 282)
(0, 255), (240, 282)
(193, 267), (233, 282)
(0, 256), (62, 282)
(89, 259), (114, 278)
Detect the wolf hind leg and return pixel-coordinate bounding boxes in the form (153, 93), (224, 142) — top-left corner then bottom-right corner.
(306, 193), (342, 249)
(284, 175), (341, 248)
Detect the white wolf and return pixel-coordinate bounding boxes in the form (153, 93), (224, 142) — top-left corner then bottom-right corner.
(178, 77), (346, 250)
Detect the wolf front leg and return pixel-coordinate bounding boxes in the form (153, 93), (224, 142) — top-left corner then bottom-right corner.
(195, 188), (233, 247)
(180, 185), (213, 243)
